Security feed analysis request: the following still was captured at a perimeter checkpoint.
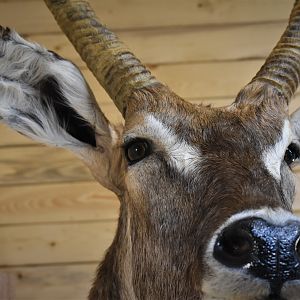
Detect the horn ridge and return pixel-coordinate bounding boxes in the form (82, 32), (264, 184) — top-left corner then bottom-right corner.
(44, 0), (159, 115)
(249, 1), (300, 104)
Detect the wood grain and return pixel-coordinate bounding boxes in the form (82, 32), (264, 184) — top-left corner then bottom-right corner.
(0, 0), (293, 35)
(72, 60), (300, 105)
(0, 272), (14, 300)
(0, 2), (300, 299)
(0, 127), (34, 147)
(0, 221), (116, 266)
(28, 22), (286, 67)
(0, 182), (119, 225)
(50, 60), (267, 104)
(0, 146), (92, 186)
(2, 263), (96, 300)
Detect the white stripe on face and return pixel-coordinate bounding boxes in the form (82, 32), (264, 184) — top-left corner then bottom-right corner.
(128, 115), (200, 174)
(146, 115), (200, 173)
(262, 119), (291, 180)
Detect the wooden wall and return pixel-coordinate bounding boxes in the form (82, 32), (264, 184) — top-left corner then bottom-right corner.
(0, 0), (299, 299)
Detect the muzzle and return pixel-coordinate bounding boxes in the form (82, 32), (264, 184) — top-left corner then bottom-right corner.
(213, 217), (300, 298)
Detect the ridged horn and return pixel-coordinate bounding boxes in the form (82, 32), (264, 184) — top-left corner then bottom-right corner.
(44, 0), (159, 115)
(237, 0), (300, 105)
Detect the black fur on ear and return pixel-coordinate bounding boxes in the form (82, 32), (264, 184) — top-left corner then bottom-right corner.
(48, 50), (64, 61)
(38, 76), (97, 147)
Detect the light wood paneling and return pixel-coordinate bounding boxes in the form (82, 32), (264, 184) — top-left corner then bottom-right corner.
(0, 147), (93, 186)
(0, 1), (299, 299)
(27, 22), (286, 67)
(3, 264), (96, 300)
(0, 221), (116, 266)
(61, 60), (266, 105)
(0, 272), (14, 300)
(0, 127), (34, 147)
(0, 182), (118, 225)
(64, 61), (300, 105)
(0, 0), (293, 34)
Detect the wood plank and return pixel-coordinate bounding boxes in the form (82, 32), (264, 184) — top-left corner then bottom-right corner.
(0, 126), (34, 147)
(83, 59), (300, 105)
(0, 0), (293, 35)
(0, 146), (93, 186)
(2, 264), (96, 300)
(79, 60), (266, 105)
(0, 182), (119, 225)
(0, 273), (14, 300)
(150, 60), (261, 100)
(0, 221), (116, 266)
(2, 210), (300, 267)
(2, 213), (300, 300)
(29, 22), (286, 66)
(81, 59), (300, 104)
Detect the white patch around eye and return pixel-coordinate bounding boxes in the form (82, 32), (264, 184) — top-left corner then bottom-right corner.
(262, 119), (291, 180)
(145, 115), (200, 174)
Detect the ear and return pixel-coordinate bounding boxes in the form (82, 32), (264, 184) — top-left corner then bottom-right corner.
(0, 27), (123, 194)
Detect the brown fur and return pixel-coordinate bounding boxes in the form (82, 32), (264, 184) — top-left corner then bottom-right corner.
(88, 83), (294, 299)
(1, 18), (299, 300)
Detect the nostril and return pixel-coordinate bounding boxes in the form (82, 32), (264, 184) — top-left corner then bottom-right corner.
(213, 217), (300, 284)
(222, 229), (252, 257)
(213, 222), (254, 268)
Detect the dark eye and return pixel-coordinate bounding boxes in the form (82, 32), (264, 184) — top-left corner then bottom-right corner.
(284, 143), (300, 166)
(125, 139), (152, 165)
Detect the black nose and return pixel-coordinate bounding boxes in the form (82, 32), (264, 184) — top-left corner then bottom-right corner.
(213, 217), (300, 292)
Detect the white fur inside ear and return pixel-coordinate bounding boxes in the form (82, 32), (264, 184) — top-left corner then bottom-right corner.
(0, 29), (109, 149)
(262, 119), (291, 180)
(0, 78), (84, 149)
(49, 61), (108, 134)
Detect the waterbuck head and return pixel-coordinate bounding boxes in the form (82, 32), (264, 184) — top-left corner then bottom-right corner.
(1, 0), (300, 299)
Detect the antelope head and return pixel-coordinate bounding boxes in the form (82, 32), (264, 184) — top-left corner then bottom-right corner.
(1, 0), (300, 299)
